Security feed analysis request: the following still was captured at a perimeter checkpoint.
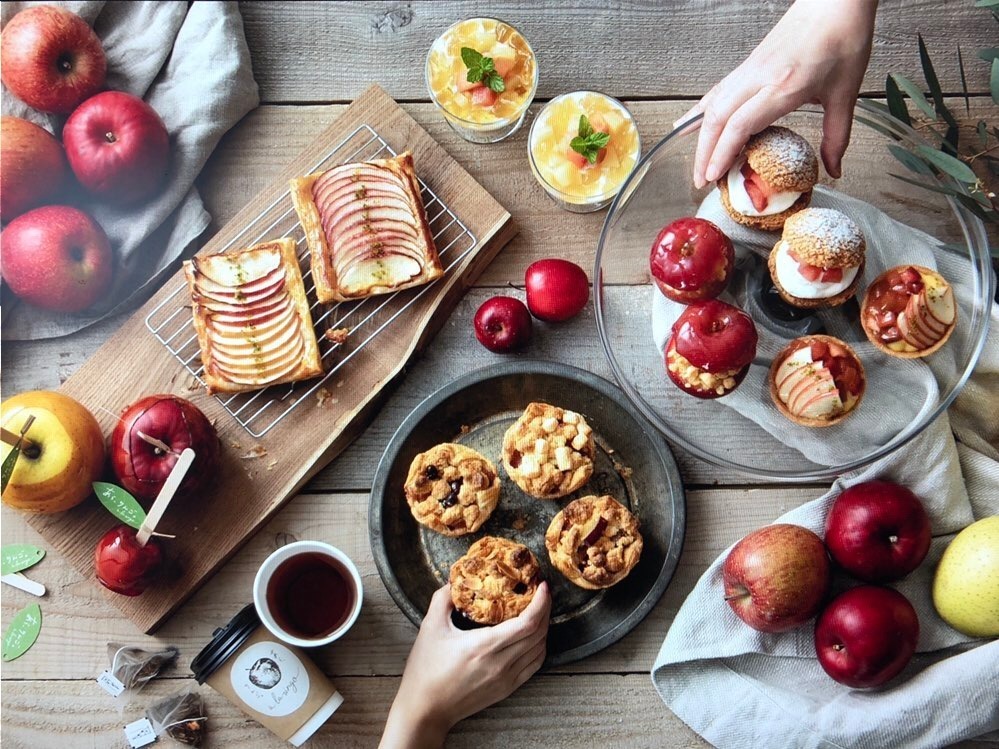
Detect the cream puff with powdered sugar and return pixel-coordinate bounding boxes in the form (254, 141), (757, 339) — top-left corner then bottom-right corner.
(768, 208), (865, 309)
(718, 126), (818, 231)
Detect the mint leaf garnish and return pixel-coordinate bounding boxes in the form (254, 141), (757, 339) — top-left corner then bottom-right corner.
(460, 46), (506, 94)
(570, 115), (611, 165)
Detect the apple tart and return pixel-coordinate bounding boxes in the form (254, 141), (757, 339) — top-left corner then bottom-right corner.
(449, 536), (542, 625)
(183, 238), (323, 394)
(289, 152), (443, 302)
(546, 495), (643, 589)
(861, 265), (957, 358)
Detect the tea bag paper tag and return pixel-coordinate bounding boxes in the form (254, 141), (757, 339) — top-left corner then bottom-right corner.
(97, 669), (126, 697)
(124, 717), (157, 747)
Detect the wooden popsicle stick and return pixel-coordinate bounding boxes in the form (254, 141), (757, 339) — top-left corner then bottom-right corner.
(1, 573), (46, 597)
(135, 448), (195, 548)
(1, 416), (37, 450)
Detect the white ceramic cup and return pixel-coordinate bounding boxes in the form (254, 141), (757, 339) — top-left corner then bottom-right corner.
(253, 540), (363, 648)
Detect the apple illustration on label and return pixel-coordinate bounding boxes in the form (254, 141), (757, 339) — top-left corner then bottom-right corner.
(0, 390), (105, 514)
(0, 116), (68, 222)
(933, 516), (999, 638)
(0, 5), (106, 114)
(824, 480), (931, 582)
(0, 205), (113, 313)
(650, 217), (734, 303)
(815, 585), (919, 688)
(722, 523), (830, 633)
(94, 524), (162, 596)
(524, 259), (590, 321)
(110, 395), (220, 505)
(473, 296), (533, 352)
(63, 91), (171, 205)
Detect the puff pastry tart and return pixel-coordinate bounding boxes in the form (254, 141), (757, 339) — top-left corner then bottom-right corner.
(183, 238), (324, 394)
(289, 152), (443, 303)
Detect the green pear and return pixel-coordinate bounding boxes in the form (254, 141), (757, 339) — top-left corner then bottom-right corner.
(933, 516), (999, 638)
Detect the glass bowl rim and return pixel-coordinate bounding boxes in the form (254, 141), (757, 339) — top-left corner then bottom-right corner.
(424, 16), (539, 127)
(526, 90), (642, 204)
(592, 100), (994, 482)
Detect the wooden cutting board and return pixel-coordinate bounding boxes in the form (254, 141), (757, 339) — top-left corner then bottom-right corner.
(29, 84), (517, 633)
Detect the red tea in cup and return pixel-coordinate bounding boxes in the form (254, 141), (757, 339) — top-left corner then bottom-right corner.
(266, 552), (356, 640)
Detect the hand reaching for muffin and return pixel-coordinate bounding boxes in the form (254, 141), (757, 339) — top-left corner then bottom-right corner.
(380, 582), (551, 749)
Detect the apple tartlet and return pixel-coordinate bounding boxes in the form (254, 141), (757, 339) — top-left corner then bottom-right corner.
(769, 335), (865, 427)
(184, 238), (323, 394)
(502, 402), (595, 499)
(545, 495), (643, 590)
(449, 536), (542, 625)
(404, 443), (501, 537)
(861, 265), (957, 358)
(289, 152), (442, 302)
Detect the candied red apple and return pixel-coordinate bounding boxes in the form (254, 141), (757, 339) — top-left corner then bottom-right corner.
(650, 217), (735, 304)
(769, 335), (865, 427)
(94, 524), (162, 596)
(665, 300), (758, 399)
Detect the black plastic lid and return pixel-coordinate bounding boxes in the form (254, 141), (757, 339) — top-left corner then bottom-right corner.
(190, 604), (261, 684)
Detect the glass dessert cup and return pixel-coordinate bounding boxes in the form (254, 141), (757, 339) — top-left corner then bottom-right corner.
(594, 101), (993, 481)
(425, 17), (538, 144)
(528, 91), (641, 213)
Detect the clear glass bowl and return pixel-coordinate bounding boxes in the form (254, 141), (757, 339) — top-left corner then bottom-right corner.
(594, 101), (993, 481)
(528, 91), (641, 213)
(425, 18), (538, 144)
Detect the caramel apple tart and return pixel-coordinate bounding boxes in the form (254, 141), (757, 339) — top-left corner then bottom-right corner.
(289, 151), (443, 303)
(184, 238), (323, 394)
(449, 536), (542, 625)
(404, 443), (501, 537)
(861, 265), (957, 359)
(546, 495), (643, 590)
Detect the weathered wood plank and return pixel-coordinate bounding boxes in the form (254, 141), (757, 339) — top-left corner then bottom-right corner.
(0, 675), (709, 749)
(0, 485), (821, 681)
(239, 1), (995, 103)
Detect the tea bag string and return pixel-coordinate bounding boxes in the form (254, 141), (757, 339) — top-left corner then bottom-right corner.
(160, 715), (209, 730)
(110, 645), (133, 678)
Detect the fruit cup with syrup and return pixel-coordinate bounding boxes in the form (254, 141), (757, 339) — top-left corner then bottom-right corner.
(425, 18), (537, 143)
(528, 91), (641, 212)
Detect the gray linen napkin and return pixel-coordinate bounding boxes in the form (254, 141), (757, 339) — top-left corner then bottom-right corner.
(1, 0), (258, 340)
(651, 239), (999, 746)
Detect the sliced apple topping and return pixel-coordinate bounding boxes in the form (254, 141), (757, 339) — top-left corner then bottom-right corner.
(773, 339), (864, 423)
(313, 163), (433, 296)
(863, 265), (955, 353)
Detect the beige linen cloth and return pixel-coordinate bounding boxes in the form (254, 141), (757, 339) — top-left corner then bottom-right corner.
(1, 0), (258, 340)
(651, 187), (999, 748)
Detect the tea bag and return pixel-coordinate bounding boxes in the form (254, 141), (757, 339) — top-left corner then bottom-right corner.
(106, 643), (180, 699)
(146, 689), (207, 747)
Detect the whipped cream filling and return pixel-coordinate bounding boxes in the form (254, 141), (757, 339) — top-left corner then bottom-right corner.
(726, 157), (801, 217)
(774, 240), (859, 299)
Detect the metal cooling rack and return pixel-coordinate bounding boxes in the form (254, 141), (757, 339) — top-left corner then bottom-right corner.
(145, 124), (478, 438)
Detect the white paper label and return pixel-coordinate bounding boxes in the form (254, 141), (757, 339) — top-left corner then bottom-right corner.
(230, 640), (310, 717)
(124, 717), (157, 747)
(96, 670), (125, 697)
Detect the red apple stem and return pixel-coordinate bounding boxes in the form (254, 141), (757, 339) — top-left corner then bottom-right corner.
(135, 430), (179, 456)
(723, 593), (744, 602)
(136, 448), (195, 547)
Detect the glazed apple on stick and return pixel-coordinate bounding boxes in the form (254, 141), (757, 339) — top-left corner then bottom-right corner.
(95, 448), (195, 596)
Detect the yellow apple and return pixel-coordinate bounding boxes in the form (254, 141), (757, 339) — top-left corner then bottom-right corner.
(932, 516), (999, 638)
(1, 390), (105, 513)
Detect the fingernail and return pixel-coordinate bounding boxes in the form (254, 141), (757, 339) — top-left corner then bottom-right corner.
(693, 175), (704, 190)
(704, 165), (718, 183)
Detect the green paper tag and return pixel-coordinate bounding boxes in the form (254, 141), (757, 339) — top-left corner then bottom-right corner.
(1, 545), (45, 576)
(93, 482), (147, 530)
(2, 603), (41, 661)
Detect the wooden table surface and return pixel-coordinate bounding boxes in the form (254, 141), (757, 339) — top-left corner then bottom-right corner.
(2, 2), (995, 747)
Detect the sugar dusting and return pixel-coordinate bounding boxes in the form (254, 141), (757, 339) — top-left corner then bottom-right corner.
(749, 126), (816, 173)
(786, 207), (863, 250)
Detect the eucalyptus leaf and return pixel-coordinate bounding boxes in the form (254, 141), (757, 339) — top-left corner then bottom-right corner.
(888, 144), (933, 174)
(855, 114), (904, 142)
(888, 172), (982, 199)
(979, 48), (999, 62)
(885, 75), (911, 126)
(889, 74), (937, 119)
(1, 545), (45, 576)
(958, 48), (970, 114)
(978, 120), (989, 148)
(918, 35), (956, 128)
(2, 603), (41, 662)
(93, 482), (147, 530)
(991, 57), (999, 105)
(1, 443), (20, 495)
(915, 145), (980, 183)
(974, 0), (999, 7)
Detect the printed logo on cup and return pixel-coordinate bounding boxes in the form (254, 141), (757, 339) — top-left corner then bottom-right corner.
(230, 641), (310, 717)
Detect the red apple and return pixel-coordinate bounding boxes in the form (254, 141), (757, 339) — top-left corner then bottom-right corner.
(110, 395), (220, 506)
(0, 5), (106, 114)
(824, 480), (931, 583)
(524, 259), (590, 322)
(723, 523), (830, 633)
(0, 116), (68, 221)
(94, 524), (162, 596)
(665, 300), (757, 399)
(650, 217), (734, 303)
(63, 91), (170, 205)
(1, 205), (112, 312)
(815, 585), (919, 688)
(473, 296), (532, 352)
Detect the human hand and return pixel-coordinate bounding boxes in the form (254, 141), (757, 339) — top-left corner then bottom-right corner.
(678, 0), (877, 187)
(379, 582), (552, 749)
